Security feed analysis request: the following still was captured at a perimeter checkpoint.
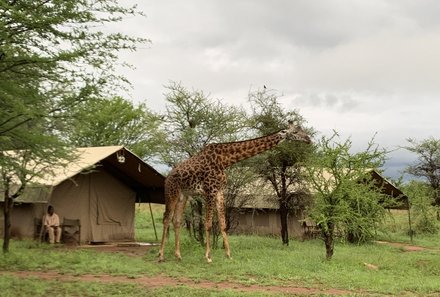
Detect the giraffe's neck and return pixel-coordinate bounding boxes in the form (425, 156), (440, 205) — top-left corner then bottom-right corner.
(211, 131), (284, 168)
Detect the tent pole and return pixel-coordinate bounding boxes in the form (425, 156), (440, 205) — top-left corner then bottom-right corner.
(149, 202), (158, 241)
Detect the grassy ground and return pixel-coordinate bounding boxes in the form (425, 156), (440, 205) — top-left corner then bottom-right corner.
(377, 209), (440, 248)
(1, 205), (440, 296)
(134, 203), (164, 242)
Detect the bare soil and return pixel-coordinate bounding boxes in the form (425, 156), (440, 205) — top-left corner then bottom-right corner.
(375, 240), (440, 252)
(1, 270), (360, 296)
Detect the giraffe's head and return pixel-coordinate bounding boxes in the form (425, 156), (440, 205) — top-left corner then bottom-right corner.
(280, 121), (312, 144)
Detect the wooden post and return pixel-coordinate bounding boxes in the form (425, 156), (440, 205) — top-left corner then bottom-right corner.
(407, 197), (414, 243)
(149, 202), (158, 241)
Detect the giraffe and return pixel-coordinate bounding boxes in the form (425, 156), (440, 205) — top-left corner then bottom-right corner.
(158, 121), (311, 263)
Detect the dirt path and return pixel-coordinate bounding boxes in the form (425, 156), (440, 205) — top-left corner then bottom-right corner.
(2, 270), (366, 296)
(375, 241), (440, 252)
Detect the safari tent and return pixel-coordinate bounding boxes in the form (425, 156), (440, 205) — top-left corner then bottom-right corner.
(233, 169), (408, 238)
(0, 146), (165, 243)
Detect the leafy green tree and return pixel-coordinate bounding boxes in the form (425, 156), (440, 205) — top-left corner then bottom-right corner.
(0, 0), (147, 252)
(64, 97), (163, 160)
(1, 122), (72, 252)
(1, 1), (147, 136)
(159, 82), (248, 244)
(247, 89), (314, 245)
(404, 138), (440, 219)
(305, 133), (388, 260)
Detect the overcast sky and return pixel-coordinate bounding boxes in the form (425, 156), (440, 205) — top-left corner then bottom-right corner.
(109, 1), (440, 180)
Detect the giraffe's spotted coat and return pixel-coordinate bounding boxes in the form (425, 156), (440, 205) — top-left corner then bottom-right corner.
(158, 122), (311, 262)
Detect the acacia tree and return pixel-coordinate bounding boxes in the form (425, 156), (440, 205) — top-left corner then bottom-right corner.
(305, 133), (388, 260)
(0, 0), (147, 252)
(159, 82), (248, 244)
(404, 138), (440, 219)
(63, 96), (164, 161)
(247, 89), (313, 245)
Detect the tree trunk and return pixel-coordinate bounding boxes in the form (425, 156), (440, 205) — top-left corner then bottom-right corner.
(196, 199), (204, 245)
(2, 191), (12, 253)
(279, 202), (289, 245)
(323, 222), (335, 260)
(324, 234), (333, 260)
(435, 193), (440, 221)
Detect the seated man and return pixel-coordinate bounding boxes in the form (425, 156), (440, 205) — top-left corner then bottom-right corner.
(44, 205), (61, 244)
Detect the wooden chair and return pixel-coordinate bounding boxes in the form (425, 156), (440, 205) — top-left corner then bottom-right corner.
(61, 218), (81, 245)
(34, 217), (49, 243)
(301, 219), (321, 240)
(34, 217), (43, 242)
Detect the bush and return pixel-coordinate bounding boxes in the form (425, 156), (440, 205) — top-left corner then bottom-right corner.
(413, 207), (439, 234)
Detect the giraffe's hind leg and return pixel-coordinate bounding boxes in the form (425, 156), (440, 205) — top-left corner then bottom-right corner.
(173, 194), (187, 261)
(158, 188), (179, 262)
(158, 208), (173, 262)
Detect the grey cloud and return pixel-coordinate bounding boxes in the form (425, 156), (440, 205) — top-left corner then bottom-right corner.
(293, 93), (360, 112)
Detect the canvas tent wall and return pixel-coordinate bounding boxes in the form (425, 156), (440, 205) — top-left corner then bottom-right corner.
(50, 169), (136, 242)
(234, 203), (304, 238)
(231, 178), (305, 238)
(1, 146), (165, 243)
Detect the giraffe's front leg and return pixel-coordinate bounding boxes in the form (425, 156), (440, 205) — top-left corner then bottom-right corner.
(204, 201), (214, 263)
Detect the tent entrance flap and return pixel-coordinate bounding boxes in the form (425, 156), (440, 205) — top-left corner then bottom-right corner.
(90, 171), (136, 242)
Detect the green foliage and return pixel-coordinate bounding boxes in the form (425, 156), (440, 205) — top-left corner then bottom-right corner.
(0, 0), (147, 97)
(1, 0), (148, 147)
(159, 81), (248, 166)
(64, 96), (164, 160)
(404, 181), (439, 234)
(405, 137), (440, 208)
(305, 132), (388, 258)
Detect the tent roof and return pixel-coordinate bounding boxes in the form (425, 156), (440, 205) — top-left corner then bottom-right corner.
(236, 169), (408, 210)
(2, 146), (165, 204)
(36, 145), (126, 187)
(370, 169), (409, 209)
